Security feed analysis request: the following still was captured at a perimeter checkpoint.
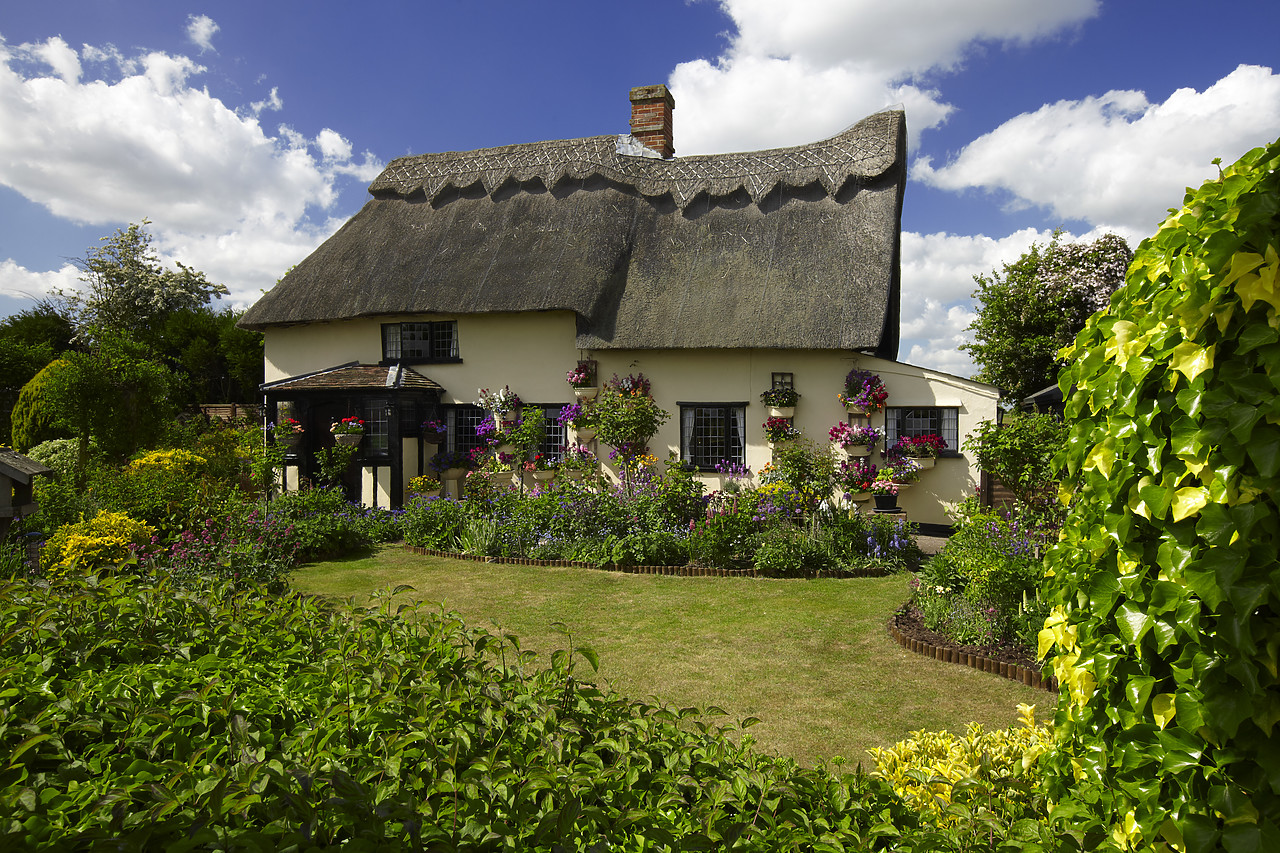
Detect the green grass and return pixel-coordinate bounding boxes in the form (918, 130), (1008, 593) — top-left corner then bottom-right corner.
(291, 544), (1045, 767)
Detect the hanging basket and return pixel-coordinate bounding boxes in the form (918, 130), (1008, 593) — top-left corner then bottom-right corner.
(767, 406), (795, 419)
(847, 492), (871, 503)
(532, 470), (557, 482)
(843, 444), (872, 457)
(333, 432), (362, 446)
(572, 425), (597, 443)
(909, 456), (936, 469)
(573, 386), (599, 400)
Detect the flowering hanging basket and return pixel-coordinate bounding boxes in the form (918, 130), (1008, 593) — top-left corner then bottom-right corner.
(334, 433), (362, 447)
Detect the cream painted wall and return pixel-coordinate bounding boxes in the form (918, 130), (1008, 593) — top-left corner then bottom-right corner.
(262, 314), (1000, 526)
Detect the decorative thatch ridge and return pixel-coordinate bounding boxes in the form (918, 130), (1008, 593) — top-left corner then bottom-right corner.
(371, 110), (901, 210)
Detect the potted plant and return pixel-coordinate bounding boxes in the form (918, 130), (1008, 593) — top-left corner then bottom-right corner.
(838, 368), (887, 414)
(407, 473), (441, 498)
(837, 458), (877, 503)
(524, 452), (557, 482)
(475, 386), (522, 426)
(828, 422), (881, 456)
(429, 449), (473, 480)
(870, 476), (901, 512)
(885, 455), (922, 485)
(272, 418), (305, 448)
(330, 416), (364, 446)
(558, 401), (597, 443)
(760, 387), (800, 418)
(889, 434), (947, 469)
(566, 362), (598, 399)
(559, 444), (597, 479)
(763, 416), (801, 446)
(421, 419), (448, 445)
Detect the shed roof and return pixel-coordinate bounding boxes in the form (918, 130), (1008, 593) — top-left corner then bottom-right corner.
(240, 110), (906, 358)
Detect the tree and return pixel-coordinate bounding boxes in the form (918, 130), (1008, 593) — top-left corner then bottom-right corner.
(963, 412), (1066, 512)
(963, 232), (1132, 405)
(58, 221), (229, 340)
(1040, 138), (1280, 849)
(592, 374), (670, 494)
(0, 300), (76, 444)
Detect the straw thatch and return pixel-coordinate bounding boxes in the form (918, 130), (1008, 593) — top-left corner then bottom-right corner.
(240, 110), (906, 357)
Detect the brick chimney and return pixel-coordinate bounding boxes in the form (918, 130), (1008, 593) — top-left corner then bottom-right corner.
(629, 84), (675, 159)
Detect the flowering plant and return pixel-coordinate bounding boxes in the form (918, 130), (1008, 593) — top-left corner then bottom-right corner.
(837, 458), (878, 493)
(330, 416), (364, 435)
(421, 419), (448, 440)
(523, 452), (556, 472)
(475, 385), (521, 414)
(871, 476), (900, 497)
(892, 434), (947, 458)
(428, 449), (474, 473)
(557, 401), (595, 429)
(759, 387), (800, 407)
(885, 456), (922, 483)
(606, 372), (651, 397)
(828, 422), (882, 447)
(408, 473), (441, 492)
(763, 416), (801, 443)
(560, 444), (596, 471)
(272, 418), (304, 437)
(838, 368), (888, 412)
(566, 362), (595, 387)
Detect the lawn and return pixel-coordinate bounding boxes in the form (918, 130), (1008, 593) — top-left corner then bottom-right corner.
(291, 544), (1046, 767)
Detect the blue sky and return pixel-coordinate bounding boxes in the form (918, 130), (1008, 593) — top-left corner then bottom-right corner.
(1, 1), (1278, 374)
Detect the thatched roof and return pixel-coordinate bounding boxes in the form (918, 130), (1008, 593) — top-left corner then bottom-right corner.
(240, 110), (906, 357)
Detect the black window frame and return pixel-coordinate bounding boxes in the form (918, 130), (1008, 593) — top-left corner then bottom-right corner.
(884, 406), (960, 456)
(381, 321), (461, 365)
(678, 402), (747, 472)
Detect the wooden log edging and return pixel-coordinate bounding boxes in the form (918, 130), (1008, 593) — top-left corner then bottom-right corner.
(887, 615), (1058, 694)
(402, 545), (895, 579)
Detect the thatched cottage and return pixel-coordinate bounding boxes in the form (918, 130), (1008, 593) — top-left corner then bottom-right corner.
(239, 86), (998, 527)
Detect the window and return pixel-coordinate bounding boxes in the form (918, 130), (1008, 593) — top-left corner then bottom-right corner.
(537, 405), (568, 461)
(771, 372), (794, 390)
(363, 398), (390, 455)
(381, 321), (459, 363)
(884, 407), (959, 454)
(448, 405), (488, 455)
(679, 404), (746, 470)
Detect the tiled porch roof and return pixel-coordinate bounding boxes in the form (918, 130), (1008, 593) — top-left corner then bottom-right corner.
(262, 363), (443, 393)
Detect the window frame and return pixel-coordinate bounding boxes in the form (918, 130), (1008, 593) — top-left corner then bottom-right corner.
(380, 320), (461, 365)
(883, 406), (960, 456)
(678, 402), (748, 472)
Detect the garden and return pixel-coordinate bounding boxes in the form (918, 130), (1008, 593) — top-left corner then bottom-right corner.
(2, 135), (1279, 850)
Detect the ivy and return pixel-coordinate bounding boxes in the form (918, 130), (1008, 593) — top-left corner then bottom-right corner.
(1041, 136), (1280, 851)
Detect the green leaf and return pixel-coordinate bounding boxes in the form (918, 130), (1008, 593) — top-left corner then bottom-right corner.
(1116, 602), (1154, 645)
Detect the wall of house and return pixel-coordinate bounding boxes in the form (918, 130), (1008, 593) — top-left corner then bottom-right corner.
(263, 315), (999, 527)
(587, 349), (999, 528)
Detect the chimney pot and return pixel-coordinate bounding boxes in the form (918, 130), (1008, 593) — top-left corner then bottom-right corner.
(629, 84), (675, 159)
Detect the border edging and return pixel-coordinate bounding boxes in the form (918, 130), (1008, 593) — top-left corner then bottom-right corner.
(402, 545), (894, 579)
(888, 615), (1058, 694)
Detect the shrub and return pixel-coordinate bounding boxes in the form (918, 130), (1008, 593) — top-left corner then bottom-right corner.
(402, 493), (467, 550)
(753, 525), (835, 577)
(268, 487), (382, 561)
(143, 502), (299, 591)
(39, 510), (155, 577)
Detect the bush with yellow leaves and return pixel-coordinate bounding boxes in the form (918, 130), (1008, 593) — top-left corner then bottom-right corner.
(869, 703), (1052, 824)
(40, 511), (157, 577)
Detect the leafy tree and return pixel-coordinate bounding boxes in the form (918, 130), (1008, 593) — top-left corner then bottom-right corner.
(593, 374), (670, 494)
(10, 359), (73, 452)
(963, 232), (1132, 405)
(44, 330), (177, 473)
(1040, 138), (1280, 849)
(57, 221), (228, 340)
(0, 300), (75, 444)
(964, 412), (1066, 512)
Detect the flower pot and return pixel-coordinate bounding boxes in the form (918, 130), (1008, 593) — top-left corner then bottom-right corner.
(278, 433), (303, 448)
(909, 455), (936, 469)
(439, 467), (466, 481)
(843, 444), (872, 457)
(333, 432), (362, 446)
(845, 403), (868, 415)
(767, 405), (795, 419)
(496, 443), (515, 457)
(413, 488), (441, 499)
(847, 491), (870, 503)
(532, 470), (556, 481)
(572, 425), (596, 443)
(573, 385), (599, 400)
(873, 493), (899, 511)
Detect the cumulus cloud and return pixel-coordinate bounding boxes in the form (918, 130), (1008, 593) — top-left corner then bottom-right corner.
(913, 64), (1280, 235)
(0, 259), (81, 301)
(672, 0), (1099, 154)
(186, 15), (219, 54)
(0, 35), (384, 306)
(896, 226), (1118, 374)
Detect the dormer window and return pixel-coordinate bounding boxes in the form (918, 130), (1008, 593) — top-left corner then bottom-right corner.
(381, 321), (459, 364)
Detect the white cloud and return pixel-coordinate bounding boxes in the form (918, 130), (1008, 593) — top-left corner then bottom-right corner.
(913, 64), (1280, 235)
(671, 0), (1099, 154)
(0, 259), (80, 300)
(186, 15), (219, 54)
(0, 36), (384, 306)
